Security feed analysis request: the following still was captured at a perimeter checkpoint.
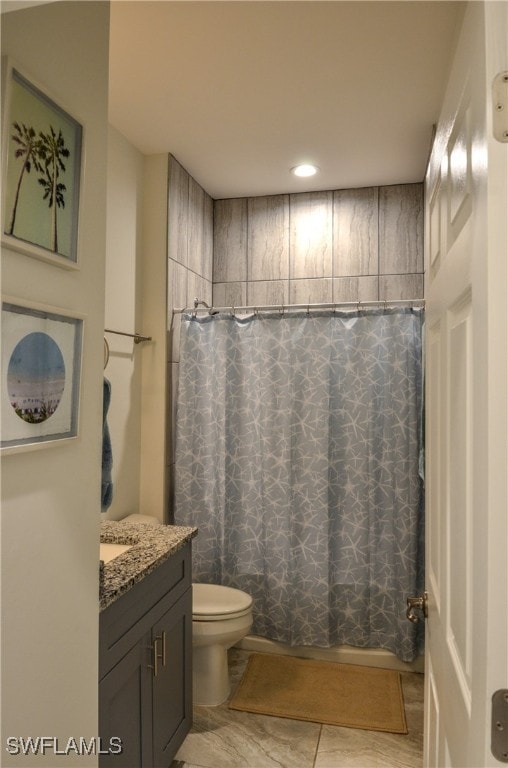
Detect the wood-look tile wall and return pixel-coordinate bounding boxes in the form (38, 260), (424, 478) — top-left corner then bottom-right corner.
(167, 156), (214, 508)
(168, 154), (213, 365)
(213, 183), (423, 308)
(166, 162), (423, 517)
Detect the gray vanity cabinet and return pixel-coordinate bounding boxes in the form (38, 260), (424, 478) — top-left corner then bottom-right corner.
(99, 633), (152, 766)
(99, 542), (192, 767)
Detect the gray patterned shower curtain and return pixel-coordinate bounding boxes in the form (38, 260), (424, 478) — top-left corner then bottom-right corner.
(174, 308), (424, 662)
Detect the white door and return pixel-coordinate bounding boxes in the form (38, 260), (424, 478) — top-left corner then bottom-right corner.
(424, 2), (508, 766)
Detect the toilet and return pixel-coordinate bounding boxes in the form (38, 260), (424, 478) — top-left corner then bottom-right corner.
(192, 583), (253, 706)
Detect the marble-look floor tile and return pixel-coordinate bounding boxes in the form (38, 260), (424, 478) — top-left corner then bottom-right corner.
(171, 763), (205, 768)
(314, 725), (423, 768)
(228, 648), (251, 686)
(399, 672), (425, 735)
(175, 706), (321, 768)
(171, 762), (205, 768)
(175, 649), (320, 768)
(175, 651), (424, 768)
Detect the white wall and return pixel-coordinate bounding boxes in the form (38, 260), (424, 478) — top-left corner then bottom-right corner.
(104, 138), (169, 524)
(139, 154), (169, 521)
(1, 2), (109, 764)
(104, 126), (144, 520)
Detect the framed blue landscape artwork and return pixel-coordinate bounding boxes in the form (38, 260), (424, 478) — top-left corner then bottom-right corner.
(1, 299), (83, 452)
(1, 59), (83, 268)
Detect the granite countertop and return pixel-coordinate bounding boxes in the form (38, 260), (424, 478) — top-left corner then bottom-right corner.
(100, 520), (197, 611)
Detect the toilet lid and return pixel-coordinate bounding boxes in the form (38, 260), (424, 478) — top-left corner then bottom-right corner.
(193, 583), (252, 620)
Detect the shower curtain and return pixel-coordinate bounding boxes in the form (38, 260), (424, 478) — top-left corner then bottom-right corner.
(174, 308), (424, 662)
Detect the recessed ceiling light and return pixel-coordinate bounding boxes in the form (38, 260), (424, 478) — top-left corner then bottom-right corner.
(291, 164), (319, 178)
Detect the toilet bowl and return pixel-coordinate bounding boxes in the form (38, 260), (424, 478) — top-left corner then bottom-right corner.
(192, 583), (253, 706)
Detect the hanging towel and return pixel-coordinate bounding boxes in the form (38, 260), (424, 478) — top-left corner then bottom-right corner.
(101, 377), (113, 512)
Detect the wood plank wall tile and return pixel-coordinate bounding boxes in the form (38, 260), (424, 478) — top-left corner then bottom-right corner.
(165, 160), (226, 519)
(289, 278), (333, 305)
(213, 198), (248, 283)
(379, 183), (424, 275)
(168, 156), (214, 362)
(167, 260), (188, 363)
(187, 272), (212, 310)
(168, 258), (188, 314)
(289, 191), (333, 279)
(188, 175), (206, 276)
(203, 193), (214, 283)
(168, 156), (189, 267)
(167, 362), (179, 465)
(213, 282), (247, 308)
(333, 187), (378, 276)
(213, 184), (423, 307)
(379, 274), (424, 301)
(247, 195), (290, 281)
(248, 280), (288, 307)
(333, 276), (379, 302)
(166, 163), (424, 521)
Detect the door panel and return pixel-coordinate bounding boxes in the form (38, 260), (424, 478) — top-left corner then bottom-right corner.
(424, 2), (508, 766)
(446, 295), (473, 710)
(425, 657), (441, 768)
(151, 588), (192, 768)
(99, 635), (153, 767)
(427, 321), (442, 616)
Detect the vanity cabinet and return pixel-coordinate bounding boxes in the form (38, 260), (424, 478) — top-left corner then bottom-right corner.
(99, 542), (192, 767)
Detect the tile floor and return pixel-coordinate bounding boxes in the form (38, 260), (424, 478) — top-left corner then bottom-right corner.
(172, 649), (424, 768)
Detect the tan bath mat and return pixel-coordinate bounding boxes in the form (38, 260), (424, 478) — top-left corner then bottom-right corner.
(229, 652), (408, 734)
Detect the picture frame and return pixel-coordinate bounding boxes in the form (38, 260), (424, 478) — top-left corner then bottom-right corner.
(1, 58), (83, 269)
(1, 298), (83, 453)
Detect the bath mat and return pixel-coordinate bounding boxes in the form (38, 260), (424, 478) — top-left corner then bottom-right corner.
(228, 653), (408, 734)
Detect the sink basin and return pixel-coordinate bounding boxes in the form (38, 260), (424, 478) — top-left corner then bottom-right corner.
(100, 542), (132, 564)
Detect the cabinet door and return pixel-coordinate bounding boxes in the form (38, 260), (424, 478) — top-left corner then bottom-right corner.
(99, 633), (153, 767)
(151, 588), (192, 768)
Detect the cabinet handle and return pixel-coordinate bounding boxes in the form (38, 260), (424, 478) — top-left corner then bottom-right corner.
(149, 637), (159, 678)
(160, 631), (166, 668)
(149, 633), (166, 678)
(155, 631), (166, 668)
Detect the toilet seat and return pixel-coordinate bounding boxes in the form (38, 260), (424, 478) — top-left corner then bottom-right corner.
(192, 583), (253, 621)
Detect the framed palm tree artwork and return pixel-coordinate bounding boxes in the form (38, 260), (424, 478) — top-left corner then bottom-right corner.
(1, 59), (83, 268)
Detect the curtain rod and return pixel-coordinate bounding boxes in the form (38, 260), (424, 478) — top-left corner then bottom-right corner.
(104, 328), (152, 344)
(173, 298), (425, 316)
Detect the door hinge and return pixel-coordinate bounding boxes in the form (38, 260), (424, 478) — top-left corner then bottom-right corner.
(491, 689), (508, 762)
(493, 72), (508, 143)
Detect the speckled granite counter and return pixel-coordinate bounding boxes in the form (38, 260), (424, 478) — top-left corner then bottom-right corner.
(100, 520), (197, 611)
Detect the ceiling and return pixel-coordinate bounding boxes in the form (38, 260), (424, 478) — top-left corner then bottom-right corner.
(109, 1), (464, 199)
(14, 1), (461, 200)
